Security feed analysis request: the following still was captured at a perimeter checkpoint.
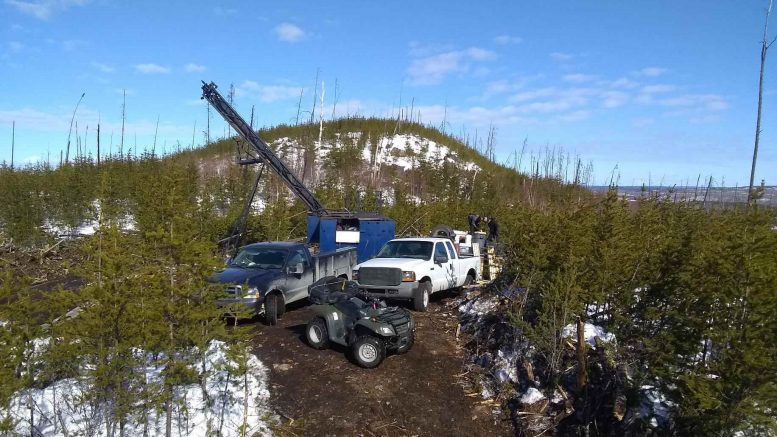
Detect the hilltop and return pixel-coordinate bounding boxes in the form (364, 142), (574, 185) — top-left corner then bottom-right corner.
(0, 116), (586, 247)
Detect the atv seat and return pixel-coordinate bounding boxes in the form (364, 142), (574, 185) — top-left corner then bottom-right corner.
(309, 276), (359, 305)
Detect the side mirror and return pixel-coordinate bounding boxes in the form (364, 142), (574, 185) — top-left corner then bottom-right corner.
(287, 263), (304, 275)
(434, 255), (449, 264)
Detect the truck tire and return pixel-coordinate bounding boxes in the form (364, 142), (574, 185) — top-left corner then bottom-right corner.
(352, 335), (386, 368)
(395, 330), (415, 354)
(305, 318), (330, 350)
(413, 281), (431, 312)
(430, 224), (455, 240)
(459, 274), (475, 297)
(264, 294), (280, 326)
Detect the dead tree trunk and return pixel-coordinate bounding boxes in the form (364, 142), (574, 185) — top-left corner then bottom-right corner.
(750, 0), (774, 204)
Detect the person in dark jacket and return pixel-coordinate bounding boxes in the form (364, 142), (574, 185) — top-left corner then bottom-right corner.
(467, 213), (481, 234)
(486, 216), (499, 243)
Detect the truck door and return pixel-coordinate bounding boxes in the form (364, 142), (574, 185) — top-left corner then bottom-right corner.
(444, 240), (462, 286)
(432, 242), (455, 292)
(285, 247), (314, 303)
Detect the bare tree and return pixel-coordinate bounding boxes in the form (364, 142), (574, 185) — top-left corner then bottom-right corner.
(331, 78), (339, 120)
(10, 120), (14, 169)
(120, 89), (126, 159)
(153, 115), (160, 157)
(749, 0), (775, 203)
(295, 89), (304, 125)
(65, 92), (86, 164)
(310, 68), (320, 123)
(97, 117), (101, 166)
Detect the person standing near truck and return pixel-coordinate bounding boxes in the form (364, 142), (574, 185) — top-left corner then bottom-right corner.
(486, 216), (499, 243)
(468, 213), (481, 235)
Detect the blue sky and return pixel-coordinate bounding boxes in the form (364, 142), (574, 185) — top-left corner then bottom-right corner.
(1, 0), (775, 186)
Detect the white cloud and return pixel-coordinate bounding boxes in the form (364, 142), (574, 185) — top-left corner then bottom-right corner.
(661, 94), (728, 111)
(414, 104), (538, 127)
(640, 84), (676, 94)
(609, 77), (640, 89)
(563, 73), (597, 83)
(466, 47), (497, 61)
(134, 63), (170, 74)
(558, 110), (591, 122)
(274, 22), (306, 43)
(91, 62), (114, 73)
(406, 47), (497, 85)
(493, 35), (522, 45)
(184, 63), (206, 73)
(633, 67), (667, 77)
(550, 52), (574, 62)
(600, 91), (629, 108)
(7, 41), (24, 53)
(4, 0), (90, 20)
(483, 80), (515, 98)
(509, 87), (557, 103)
(238, 80), (303, 102)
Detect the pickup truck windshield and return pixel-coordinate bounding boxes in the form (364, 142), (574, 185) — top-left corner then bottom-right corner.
(230, 247), (289, 269)
(375, 241), (433, 260)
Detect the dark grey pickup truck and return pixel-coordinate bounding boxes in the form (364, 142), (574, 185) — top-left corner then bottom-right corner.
(212, 241), (357, 325)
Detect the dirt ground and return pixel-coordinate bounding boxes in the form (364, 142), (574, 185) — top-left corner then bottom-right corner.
(251, 293), (514, 437)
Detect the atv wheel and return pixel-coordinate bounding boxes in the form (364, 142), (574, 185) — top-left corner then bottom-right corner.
(306, 318), (329, 350)
(395, 330), (415, 354)
(352, 335), (386, 368)
(264, 294), (280, 326)
(413, 281), (431, 312)
(459, 274), (475, 297)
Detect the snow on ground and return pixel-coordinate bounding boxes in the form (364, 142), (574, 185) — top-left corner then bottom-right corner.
(561, 322), (616, 347)
(5, 341), (273, 437)
(459, 295), (500, 316)
(638, 385), (675, 428)
(274, 132), (480, 176)
(459, 294), (528, 395)
(367, 134), (478, 172)
(520, 387), (546, 405)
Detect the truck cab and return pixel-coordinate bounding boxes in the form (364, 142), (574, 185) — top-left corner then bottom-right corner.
(352, 238), (480, 312)
(212, 241), (356, 325)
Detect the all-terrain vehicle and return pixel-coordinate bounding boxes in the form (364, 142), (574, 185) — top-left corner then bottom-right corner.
(305, 276), (415, 368)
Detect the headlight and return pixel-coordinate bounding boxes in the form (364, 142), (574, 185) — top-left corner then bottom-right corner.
(352, 270), (359, 281)
(243, 287), (260, 298)
(380, 326), (394, 335)
(401, 271), (416, 282)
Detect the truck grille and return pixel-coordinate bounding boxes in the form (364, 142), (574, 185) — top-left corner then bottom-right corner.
(378, 309), (412, 336)
(359, 267), (402, 286)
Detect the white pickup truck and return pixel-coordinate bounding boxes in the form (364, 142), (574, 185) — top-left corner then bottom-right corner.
(352, 238), (480, 311)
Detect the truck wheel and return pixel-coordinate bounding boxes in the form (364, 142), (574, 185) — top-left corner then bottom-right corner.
(395, 330), (415, 354)
(264, 294), (279, 326)
(413, 281), (431, 312)
(306, 318), (329, 350)
(352, 335), (386, 368)
(459, 274), (475, 297)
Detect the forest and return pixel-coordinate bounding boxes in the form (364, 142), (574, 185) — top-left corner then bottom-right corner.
(1, 117), (775, 436)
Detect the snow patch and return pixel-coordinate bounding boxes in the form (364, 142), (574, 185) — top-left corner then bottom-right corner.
(5, 340), (273, 437)
(638, 385), (675, 428)
(520, 387), (546, 405)
(561, 322), (616, 347)
(459, 297), (500, 316)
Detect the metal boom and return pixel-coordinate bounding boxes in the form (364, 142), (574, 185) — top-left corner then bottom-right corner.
(201, 81), (327, 215)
